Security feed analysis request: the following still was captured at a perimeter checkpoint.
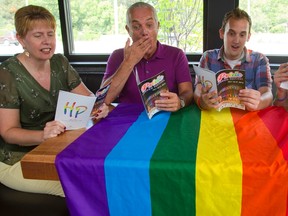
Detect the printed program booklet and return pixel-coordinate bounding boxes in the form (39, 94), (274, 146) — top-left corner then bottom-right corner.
(136, 70), (168, 119)
(55, 85), (110, 130)
(94, 84), (110, 110)
(193, 65), (246, 111)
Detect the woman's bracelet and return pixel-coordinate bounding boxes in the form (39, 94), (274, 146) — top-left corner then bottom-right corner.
(276, 93), (287, 102)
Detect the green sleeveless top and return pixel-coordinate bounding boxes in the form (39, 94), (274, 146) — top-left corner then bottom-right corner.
(0, 54), (82, 165)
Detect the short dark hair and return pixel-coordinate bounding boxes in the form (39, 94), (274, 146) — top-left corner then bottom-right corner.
(221, 8), (252, 34)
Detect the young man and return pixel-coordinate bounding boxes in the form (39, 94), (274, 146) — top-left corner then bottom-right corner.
(273, 63), (288, 110)
(101, 2), (193, 112)
(194, 8), (273, 111)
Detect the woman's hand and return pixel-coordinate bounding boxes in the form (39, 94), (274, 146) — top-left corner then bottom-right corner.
(274, 63), (288, 89)
(43, 120), (66, 140)
(274, 63), (288, 107)
(91, 103), (110, 120)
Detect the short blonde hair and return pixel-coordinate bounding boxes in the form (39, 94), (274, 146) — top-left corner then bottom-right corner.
(15, 5), (56, 37)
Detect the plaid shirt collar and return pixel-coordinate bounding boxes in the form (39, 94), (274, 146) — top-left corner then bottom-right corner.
(217, 46), (252, 64)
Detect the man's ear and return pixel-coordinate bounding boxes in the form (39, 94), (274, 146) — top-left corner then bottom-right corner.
(125, 25), (132, 37)
(154, 21), (160, 34)
(219, 28), (224, 39)
(247, 33), (251, 42)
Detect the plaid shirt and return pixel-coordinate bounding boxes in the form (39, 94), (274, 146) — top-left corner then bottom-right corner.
(196, 46), (272, 90)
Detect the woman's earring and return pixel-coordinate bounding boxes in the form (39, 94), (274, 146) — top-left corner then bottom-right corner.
(24, 48), (30, 57)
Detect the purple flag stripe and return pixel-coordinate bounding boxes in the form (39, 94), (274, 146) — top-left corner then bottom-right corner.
(56, 103), (144, 216)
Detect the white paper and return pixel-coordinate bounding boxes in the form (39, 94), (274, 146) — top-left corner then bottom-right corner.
(193, 65), (217, 92)
(55, 90), (96, 130)
(280, 81), (288, 90)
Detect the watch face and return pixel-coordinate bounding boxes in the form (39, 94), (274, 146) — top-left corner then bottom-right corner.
(180, 99), (185, 108)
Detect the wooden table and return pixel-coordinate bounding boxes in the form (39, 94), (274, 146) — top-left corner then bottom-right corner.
(21, 129), (86, 180)
(21, 104), (115, 180)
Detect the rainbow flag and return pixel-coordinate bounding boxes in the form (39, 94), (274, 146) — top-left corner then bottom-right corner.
(56, 103), (288, 216)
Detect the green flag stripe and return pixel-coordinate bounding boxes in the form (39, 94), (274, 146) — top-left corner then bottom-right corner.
(150, 104), (201, 216)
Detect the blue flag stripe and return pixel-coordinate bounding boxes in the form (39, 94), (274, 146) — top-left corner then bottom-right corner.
(104, 111), (170, 216)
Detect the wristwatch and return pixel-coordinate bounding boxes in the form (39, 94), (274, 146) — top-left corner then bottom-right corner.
(179, 97), (185, 108)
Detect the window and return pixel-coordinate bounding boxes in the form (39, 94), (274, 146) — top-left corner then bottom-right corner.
(0, 0), (62, 56)
(67, 0), (203, 54)
(239, 0), (288, 56)
(1, 0), (203, 57)
(1, 0), (286, 64)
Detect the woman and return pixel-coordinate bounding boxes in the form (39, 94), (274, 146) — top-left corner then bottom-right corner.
(0, 5), (108, 196)
(273, 63), (288, 110)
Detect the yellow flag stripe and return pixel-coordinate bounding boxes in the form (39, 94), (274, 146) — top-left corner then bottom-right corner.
(196, 109), (242, 215)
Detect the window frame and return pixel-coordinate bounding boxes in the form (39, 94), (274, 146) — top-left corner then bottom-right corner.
(0, 0), (286, 66)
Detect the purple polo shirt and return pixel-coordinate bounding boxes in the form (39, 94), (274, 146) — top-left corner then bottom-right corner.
(104, 41), (192, 103)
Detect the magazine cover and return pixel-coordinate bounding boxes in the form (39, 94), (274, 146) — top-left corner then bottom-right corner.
(193, 65), (245, 111)
(55, 90), (96, 130)
(94, 84), (111, 110)
(137, 70), (168, 119)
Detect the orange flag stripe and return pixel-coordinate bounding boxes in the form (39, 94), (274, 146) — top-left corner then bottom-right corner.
(232, 107), (288, 215)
